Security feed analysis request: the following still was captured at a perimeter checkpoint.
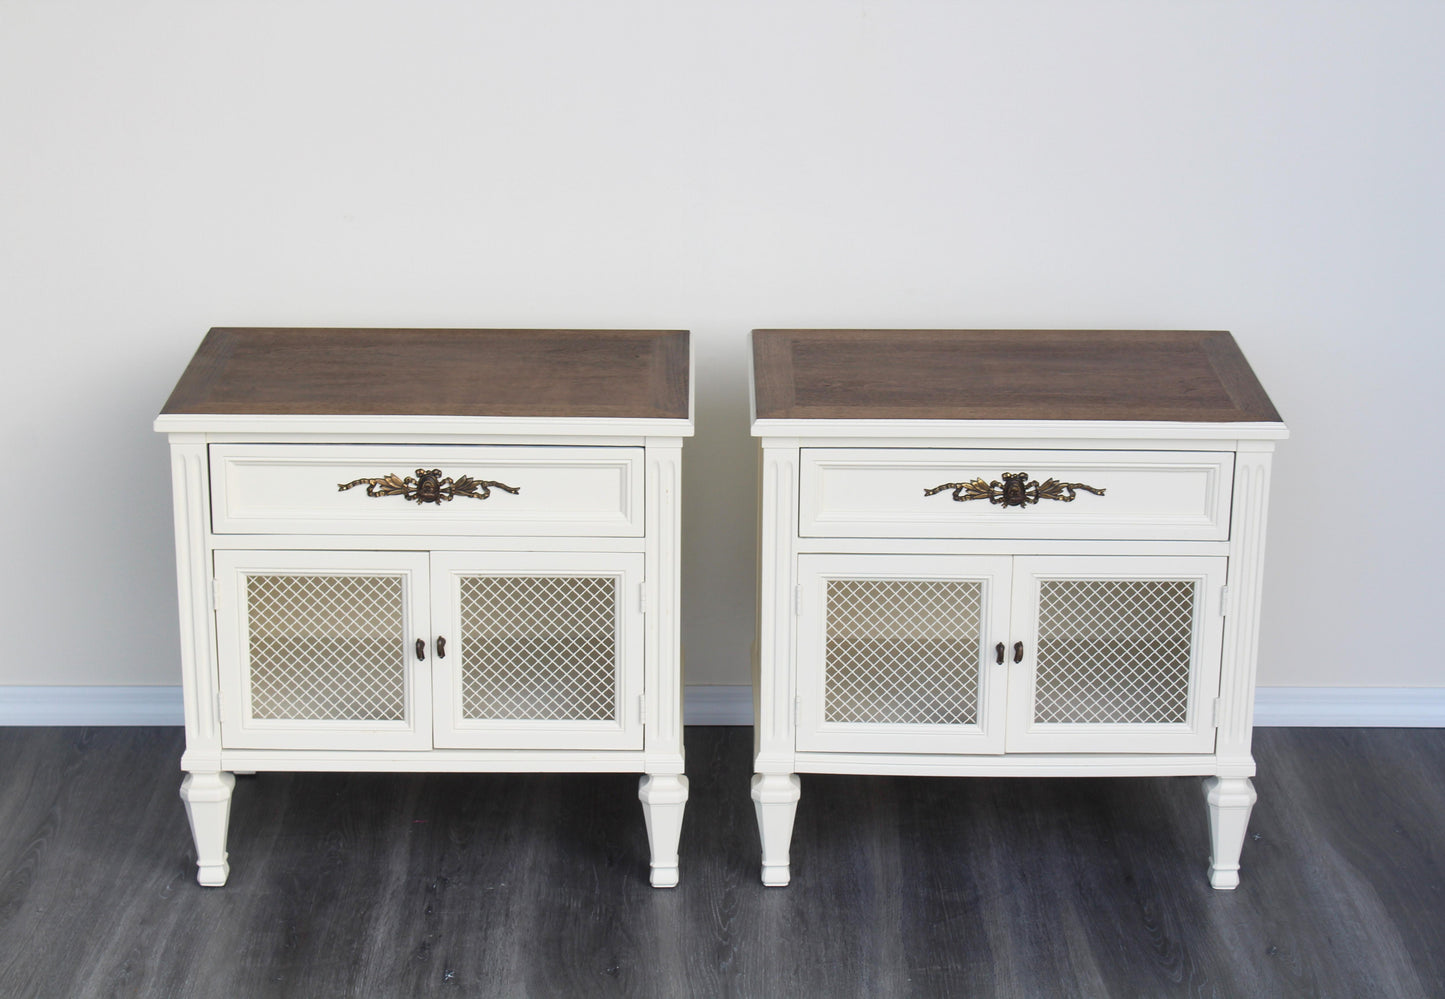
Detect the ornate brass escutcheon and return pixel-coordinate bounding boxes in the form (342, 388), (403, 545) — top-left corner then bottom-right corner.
(924, 472), (1105, 508)
(338, 468), (520, 504)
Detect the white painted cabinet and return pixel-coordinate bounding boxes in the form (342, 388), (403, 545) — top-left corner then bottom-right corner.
(1003, 555), (1226, 755)
(214, 550), (434, 753)
(429, 551), (646, 751)
(795, 554), (1012, 755)
(158, 329), (692, 888)
(213, 550), (646, 754)
(751, 330), (1287, 889)
(796, 554), (1226, 757)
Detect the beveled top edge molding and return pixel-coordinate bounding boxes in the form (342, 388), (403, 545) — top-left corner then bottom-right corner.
(155, 413), (696, 438)
(750, 418), (1289, 441)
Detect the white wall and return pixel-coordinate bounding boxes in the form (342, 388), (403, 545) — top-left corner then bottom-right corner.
(2, 1), (1441, 692)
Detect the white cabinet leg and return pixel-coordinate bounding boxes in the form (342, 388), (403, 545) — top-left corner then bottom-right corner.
(751, 773), (801, 886)
(180, 771), (236, 887)
(638, 774), (688, 888)
(1203, 775), (1256, 890)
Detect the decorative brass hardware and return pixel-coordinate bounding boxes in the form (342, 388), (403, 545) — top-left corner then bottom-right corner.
(924, 472), (1105, 508)
(1013, 641), (1024, 664)
(436, 636), (447, 659)
(338, 468), (520, 505)
(995, 642), (1005, 665)
(415, 638), (426, 661)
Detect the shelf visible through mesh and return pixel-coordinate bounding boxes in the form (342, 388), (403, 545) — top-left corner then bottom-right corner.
(824, 579), (982, 725)
(459, 575), (617, 722)
(246, 573), (407, 721)
(1034, 579), (1195, 725)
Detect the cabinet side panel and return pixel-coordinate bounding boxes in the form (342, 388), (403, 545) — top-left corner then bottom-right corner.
(1218, 447), (1275, 767)
(755, 442), (799, 772)
(644, 444), (684, 770)
(170, 437), (221, 765)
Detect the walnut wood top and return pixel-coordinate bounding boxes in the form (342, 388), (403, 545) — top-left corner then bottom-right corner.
(752, 330), (1281, 423)
(161, 328), (690, 420)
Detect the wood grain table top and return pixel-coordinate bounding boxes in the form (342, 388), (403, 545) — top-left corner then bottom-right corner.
(752, 330), (1281, 423)
(162, 328), (691, 420)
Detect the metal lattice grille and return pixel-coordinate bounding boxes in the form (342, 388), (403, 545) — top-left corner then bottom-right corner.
(824, 579), (982, 725)
(246, 574), (407, 721)
(1034, 579), (1196, 725)
(459, 575), (617, 721)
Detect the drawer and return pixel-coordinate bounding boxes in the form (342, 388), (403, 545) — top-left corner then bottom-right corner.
(799, 448), (1233, 541)
(210, 444), (643, 537)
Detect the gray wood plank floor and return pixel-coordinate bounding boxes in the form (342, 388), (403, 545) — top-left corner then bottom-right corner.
(0, 726), (1441, 997)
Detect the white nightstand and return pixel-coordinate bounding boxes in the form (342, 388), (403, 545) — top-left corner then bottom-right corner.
(157, 328), (692, 887)
(750, 329), (1286, 889)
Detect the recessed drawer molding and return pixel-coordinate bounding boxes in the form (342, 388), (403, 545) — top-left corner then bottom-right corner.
(800, 448), (1234, 541)
(211, 444), (643, 537)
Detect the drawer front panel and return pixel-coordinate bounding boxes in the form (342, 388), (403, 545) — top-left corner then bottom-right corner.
(800, 448), (1233, 541)
(211, 444), (643, 537)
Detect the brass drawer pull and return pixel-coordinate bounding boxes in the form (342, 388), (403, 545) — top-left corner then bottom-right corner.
(338, 468), (520, 505)
(924, 471), (1105, 509)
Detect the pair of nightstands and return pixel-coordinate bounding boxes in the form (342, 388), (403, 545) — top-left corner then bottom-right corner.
(157, 327), (1285, 890)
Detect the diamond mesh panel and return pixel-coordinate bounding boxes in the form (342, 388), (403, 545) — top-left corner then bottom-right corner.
(246, 574), (407, 721)
(1034, 579), (1196, 725)
(459, 576), (617, 722)
(824, 579), (982, 725)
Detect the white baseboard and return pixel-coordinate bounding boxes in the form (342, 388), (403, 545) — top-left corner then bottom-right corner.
(2, 684), (1442, 728)
(0, 686), (186, 726)
(1251, 686), (1445, 727)
(683, 684), (754, 726)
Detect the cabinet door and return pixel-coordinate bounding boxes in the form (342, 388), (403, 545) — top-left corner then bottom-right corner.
(796, 554), (1012, 754)
(431, 552), (645, 750)
(1005, 555), (1226, 754)
(214, 550), (432, 751)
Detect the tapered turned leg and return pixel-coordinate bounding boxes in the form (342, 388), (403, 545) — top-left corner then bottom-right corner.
(638, 774), (689, 888)
(751, 773), (801, 886)
(180, 771), (236, 887)
(1203, 776), (1256, 889)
